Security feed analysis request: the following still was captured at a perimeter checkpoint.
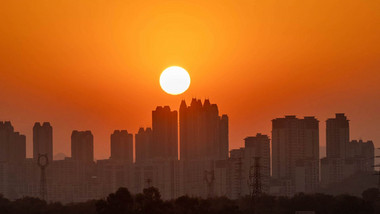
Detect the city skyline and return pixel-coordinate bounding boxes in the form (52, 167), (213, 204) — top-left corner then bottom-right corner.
(1, 1), (379, 212)
(0, 100), (374, 162)
(3, 101), (378, 161)
(0, 98), (376, 202)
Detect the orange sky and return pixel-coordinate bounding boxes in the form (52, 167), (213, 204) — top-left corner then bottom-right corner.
(0, 0), (379, 160)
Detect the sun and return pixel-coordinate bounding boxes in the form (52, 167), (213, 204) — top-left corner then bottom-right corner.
(160, 66), (191, 95)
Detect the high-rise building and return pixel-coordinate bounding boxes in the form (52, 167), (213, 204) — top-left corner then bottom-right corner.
(226, 133), (271, 199)
(179, 99), (229, 198)
(346, 139), (374, 172)
(326, 113), (349, 158)
(11, 132), (26, 162)
(33, 122), (53, 162)
(0, 121), (26, 163)
(244, 134), (271, 193)
(135, 127), (153, 163)
(71, 131), (94, 162)
(321, 113), (357, 187)
(179, 99), (229, 161)
(321, 138), (375, 187)
(272, 116), (319, 195)
(110, 130), (133, 163)
(152, 106), (178, 160)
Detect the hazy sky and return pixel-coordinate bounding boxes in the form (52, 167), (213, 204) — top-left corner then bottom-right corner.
(1, 0), (379, 160)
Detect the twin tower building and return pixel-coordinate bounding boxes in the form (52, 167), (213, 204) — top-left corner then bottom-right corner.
(136, 99), (228, 163)
(33, 123), (95, 163)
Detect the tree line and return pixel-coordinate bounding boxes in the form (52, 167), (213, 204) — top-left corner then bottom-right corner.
(0, 187), (379, 214)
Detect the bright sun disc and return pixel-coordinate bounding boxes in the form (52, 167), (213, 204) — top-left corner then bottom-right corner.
(160, 66), (190, 95)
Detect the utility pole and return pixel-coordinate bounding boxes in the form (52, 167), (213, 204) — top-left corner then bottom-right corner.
(37, 153), (49, 201)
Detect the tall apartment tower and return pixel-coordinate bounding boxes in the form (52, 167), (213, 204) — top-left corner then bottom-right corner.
(326, 113), (349, 158)
(272, 116), (319, 194)
(0, 121), (26, 162)
(244, 133), (271, 193)
(179, 99), (229, 161)
(33, 122), (53, 162)
(347, 140), (375, 172)
(135, 127), (153, 163)
(71, 130), (94, 162)
(110, 130), (133, 163)
(11, 132), (26, 162)
(321, 114), (374, 187)
(152, 106), (178, 160)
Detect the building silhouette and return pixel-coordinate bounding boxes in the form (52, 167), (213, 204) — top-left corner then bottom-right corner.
(110, 130), (133, 163)
(271, 116), (319, 195)
(179, 99), (229, 161)
(0, 108), (376, 202)
(321, 114), (374, 187)
(152, 106), (178, 160)
(346, 139), (374, 172)
(227, 134), (270, 199)
(33, 122), (53, 162)
(0, 121), (26, 163)
(326, 113), (349, 159)
(135, 127), (153, 163)
(71, 131), (94, 162)
(179, 99), (229, 197)
(244, 134), (270, 193)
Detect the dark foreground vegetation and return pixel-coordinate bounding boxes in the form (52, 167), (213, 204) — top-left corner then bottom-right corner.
(0, 187), (380, 214)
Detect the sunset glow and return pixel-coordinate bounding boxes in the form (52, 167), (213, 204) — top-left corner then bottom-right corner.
(0, 0), (379, 160)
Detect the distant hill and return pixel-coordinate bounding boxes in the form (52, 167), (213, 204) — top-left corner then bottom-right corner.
(53, 153), (66, 160)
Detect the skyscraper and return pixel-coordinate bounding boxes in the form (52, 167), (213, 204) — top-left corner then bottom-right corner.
(321, 113), (350, 187)
(346, 139), (375, 172)
(179, 99), (229, 161)
(321, 114), (374, 187)
(179, 99), (229, 197)
(272, 116), (319, 195)
(227, 134), (271, 199)
(152, 106), (178, 160)
(0, 121), (26, 162)
(326, 113), (349, 158)
(245, 133), (271, 190)
(11, 132), (26, 162)
(33, 122), (53, 162)
(110, 130), (133, 163)
(0, 121), (15, 162)
(135, 127), (153, 163)
(71, 130), (94, 162)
